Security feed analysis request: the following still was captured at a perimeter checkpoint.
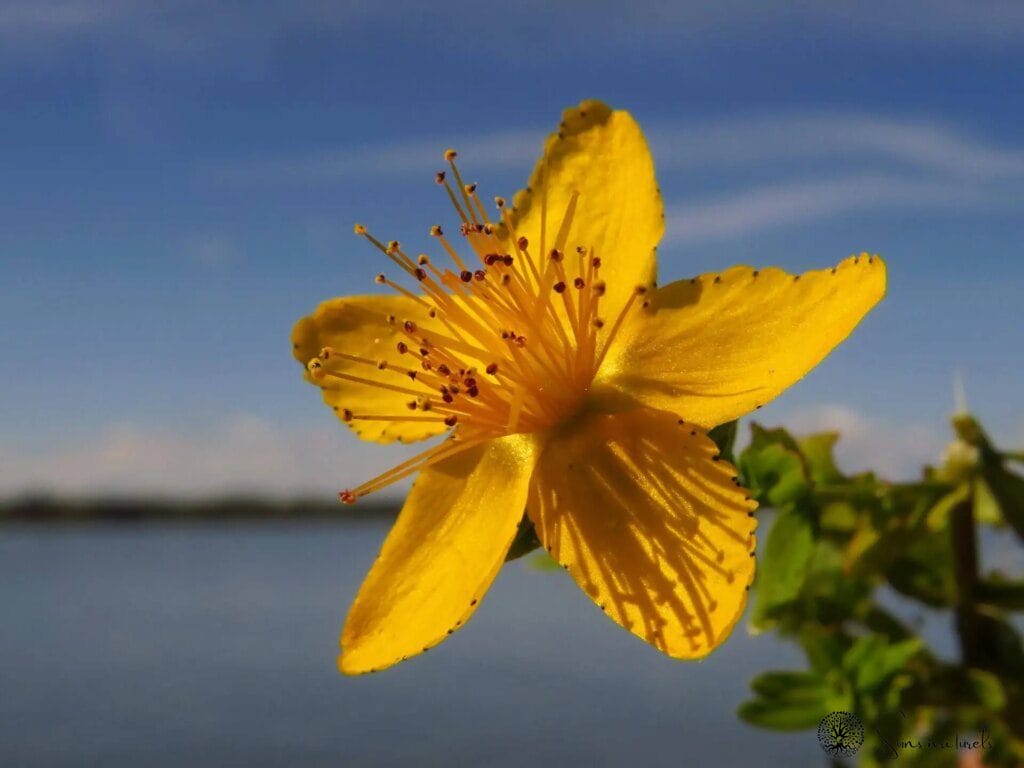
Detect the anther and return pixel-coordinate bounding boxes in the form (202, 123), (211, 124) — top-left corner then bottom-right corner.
(473, 270), (486, 281)
(517, 236), (529, 250)
(444, 415), (458, 427)
(635, 285), (648, 295)
(591, 256), (602, 268)
(464, 183), (476, 194)
(319, 346), (334, 359)
(396, 341), (409, 354)
(339, 490), (357, 505)
(374, 273), (386, 284)
(494, 196), (505, 208)
(386, 240), (400, 254)
(429, 225), (443, 237)
(502, 254), (514, 266)
(593, 281), (607, 296)
(414, 268), (427, 281)
(553, 281), (567, 293)
(306, 358), (324, 379)
(486, 363), (499, 375)
(434, 171), (446, 184)
(341, 408), (354, 422)
(417, 254), (429, 266)
(460, 270), (473, 282)
(593, 318), (605, 329)
(444, 149), (457, 161)
(574, 277), (585, 289)
(549, 249), (563, 262)
(376, 360), (388, 370)
(353, 223), (367, 236)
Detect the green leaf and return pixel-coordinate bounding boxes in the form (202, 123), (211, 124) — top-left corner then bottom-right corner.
(925, 483), (970, 531)
(737, 696), (831, 729)
(887, 554), (954, 608)
(751, 508), (815, 629)
(747, 422), (802, 453)
(966, 669), (1006, 711)
(750, 670), (827, 701)
(982, 464), (1024, 543)
(973, 477), (1003, 526)
(819, 500), (858, 532)
(800, 630), (848, 674)
(741, 424), (811, 507)
(851, 637), (922, 692)
(798, 432), (845, 485)
(951, 413), (997, 457)
(708, 419), (739, 465)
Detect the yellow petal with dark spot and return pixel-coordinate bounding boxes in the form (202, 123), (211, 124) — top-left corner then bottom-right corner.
(527, 408), (757, 659)
(292, 294), (448, 444)
(596, 254), (886, 428)
(505, 99), (664, 320)
(339, 432), (538, 674)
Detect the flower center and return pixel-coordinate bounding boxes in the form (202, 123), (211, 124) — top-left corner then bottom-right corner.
(305, 150), (646, 503)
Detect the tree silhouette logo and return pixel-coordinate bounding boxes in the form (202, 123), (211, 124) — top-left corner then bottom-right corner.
(817, 711), (865, 757)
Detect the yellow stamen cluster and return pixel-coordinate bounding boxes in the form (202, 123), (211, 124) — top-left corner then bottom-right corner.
(307, 153), (647, 503)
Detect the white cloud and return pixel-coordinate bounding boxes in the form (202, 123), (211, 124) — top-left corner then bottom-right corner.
(662, 174), (987, 245)
(204, 113), (1024, 248)
(4, 408), (1018, 498)
(205, 129), (543, 186)
(208, 112), (1024, 186)
(763, 403), (949, 480)
(0, 415), (423, 499)
(648, 113), (1024, 180)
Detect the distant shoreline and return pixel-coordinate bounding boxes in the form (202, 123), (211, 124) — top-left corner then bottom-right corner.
(0, 496), (399, 523)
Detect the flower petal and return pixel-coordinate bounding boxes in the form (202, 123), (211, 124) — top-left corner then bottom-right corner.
(596, 254), (886, 428)
(505, 99), (663, 318)
(527, 408), (757, 659)
(292, 294), (448, 444)
(339, 433), (538, 674)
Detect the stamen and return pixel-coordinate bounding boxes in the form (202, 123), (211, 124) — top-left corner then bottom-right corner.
(340, 152), (645, 503)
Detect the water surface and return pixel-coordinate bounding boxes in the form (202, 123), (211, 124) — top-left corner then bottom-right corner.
(2, 522), (834, 766)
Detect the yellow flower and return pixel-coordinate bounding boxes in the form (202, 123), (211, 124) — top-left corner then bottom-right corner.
(292, 100), (887, 675)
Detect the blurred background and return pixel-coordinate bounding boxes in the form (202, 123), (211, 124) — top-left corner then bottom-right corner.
(1, 1), (1022, 765)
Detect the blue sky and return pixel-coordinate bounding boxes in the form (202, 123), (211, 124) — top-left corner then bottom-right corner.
(2, 1), (1023, 496)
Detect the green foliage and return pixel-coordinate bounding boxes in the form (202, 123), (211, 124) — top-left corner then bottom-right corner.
(737, 413), (1024, 767)
(751, 508), (814, 629)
